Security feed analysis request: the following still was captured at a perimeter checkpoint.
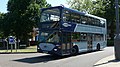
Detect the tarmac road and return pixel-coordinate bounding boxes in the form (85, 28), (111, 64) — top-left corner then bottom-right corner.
(0, 47), (114, 67)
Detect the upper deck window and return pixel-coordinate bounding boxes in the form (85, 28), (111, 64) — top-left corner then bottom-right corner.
(63, 9), (80, 23)
(40, 8), (60, 22)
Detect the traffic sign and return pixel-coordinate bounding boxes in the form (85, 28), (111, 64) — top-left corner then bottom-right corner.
(9, 36), (15, 44)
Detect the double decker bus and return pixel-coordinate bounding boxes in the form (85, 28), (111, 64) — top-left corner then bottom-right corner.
(37, 6), (107, 56)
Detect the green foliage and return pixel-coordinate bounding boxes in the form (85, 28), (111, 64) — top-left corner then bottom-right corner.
(92, 0), (106, 17)
(107, 40), (114, 46)
(105, 0), (115, 40)
(67, 0), (93, 13)
(0, 13), (5, 37)
(36, 0), (51, 8)
(67, 0), (105, 16)
(1, 0), (51, 46)
(2, 13), (13, 37)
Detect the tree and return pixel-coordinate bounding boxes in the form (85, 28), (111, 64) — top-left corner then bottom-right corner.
(0, 12), (3, 33)
(105, 0), (115, 40)
(0, 12), (4, 38)
(36, 0), (51, 8)
(1, 13), (11, 37)
(5, 0), (51, 46)
(67, 0), (93, 13)
(67, 0), (105, 16)
(92, 0), (106, 17)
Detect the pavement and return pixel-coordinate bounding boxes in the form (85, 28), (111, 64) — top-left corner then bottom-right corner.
(94, 55), (120, 67)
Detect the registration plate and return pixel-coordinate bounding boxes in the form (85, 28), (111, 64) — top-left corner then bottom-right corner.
(43, 51), (48, 53)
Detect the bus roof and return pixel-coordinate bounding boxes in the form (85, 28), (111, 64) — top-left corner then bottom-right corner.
(41, 6), (106, 21)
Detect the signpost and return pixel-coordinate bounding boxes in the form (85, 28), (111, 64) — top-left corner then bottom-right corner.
(8, 36), (16, 53)
(5, 38), (8, 52)
(17, 39), (20, 50)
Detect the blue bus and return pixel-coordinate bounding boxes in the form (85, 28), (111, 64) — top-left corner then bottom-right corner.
(37, 6), (107, 56)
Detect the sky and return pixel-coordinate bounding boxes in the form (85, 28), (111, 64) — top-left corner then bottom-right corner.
(0, 0), (8, 13)
(0, 0), (68, 13)
(46, 0), (69, 7)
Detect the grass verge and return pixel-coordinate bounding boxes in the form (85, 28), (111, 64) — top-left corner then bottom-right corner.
(0, 46), (37, 53)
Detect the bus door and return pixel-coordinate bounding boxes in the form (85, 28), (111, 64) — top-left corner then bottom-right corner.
(87, 34), (93, 50)
(61, 32), (72, 55)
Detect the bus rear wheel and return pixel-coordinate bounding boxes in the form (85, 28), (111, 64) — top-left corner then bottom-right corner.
(97, 44), (100, 51)
(71, 46), (78, 55)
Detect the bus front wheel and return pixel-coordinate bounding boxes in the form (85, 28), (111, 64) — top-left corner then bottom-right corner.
(71, 46), (78, 55)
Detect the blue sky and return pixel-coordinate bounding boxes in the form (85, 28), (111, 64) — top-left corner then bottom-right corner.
(47, 0), (69, 7)
(0, 0), (8, 13)
(0, 0), (68, 13)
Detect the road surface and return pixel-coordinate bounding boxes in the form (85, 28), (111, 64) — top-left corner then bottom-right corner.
(0, 47), (114, 67)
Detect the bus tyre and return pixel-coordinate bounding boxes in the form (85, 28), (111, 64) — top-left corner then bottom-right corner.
(97, 44), (100, 51)
(71, 46), (78, 55)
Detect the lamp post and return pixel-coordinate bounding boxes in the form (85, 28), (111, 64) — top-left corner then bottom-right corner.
(114, 0), (120, 60)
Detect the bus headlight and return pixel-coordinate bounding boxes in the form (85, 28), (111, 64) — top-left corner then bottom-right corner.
(56, 44), (61, 49)
(54, 49), (57, 51)
(37, 47), (40, 49)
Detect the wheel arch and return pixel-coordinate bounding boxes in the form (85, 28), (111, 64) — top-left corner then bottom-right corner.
(72, 45), (79, 53)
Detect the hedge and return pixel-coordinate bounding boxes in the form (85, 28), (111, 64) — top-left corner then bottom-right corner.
(107, 40), (114, 46)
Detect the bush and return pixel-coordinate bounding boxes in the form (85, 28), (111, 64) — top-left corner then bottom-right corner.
(107, 40), (114, 46)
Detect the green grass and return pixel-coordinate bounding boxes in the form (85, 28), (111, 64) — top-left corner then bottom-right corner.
(0, 46), (37, 53)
